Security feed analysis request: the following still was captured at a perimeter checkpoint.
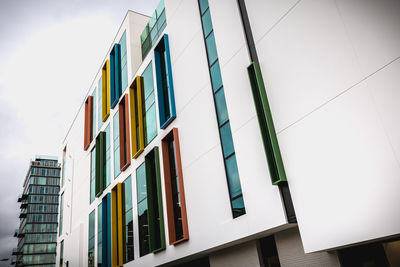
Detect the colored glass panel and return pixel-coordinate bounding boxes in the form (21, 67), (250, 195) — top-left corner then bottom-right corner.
(142, 62), (157, 145)
(123, 176), (134, 263)
(113, 111), (121, 178)
(90, 147), (96, 203)
(88, 210), (95, 267)
(129, 77), (145, 159)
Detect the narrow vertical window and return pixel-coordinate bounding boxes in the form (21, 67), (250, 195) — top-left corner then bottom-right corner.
(95, 132), (106, 197)
(119, 94), (131, 171)
(142, 62), (157, 145)
(161, 128), (189, 245)
(102, 194), (112, 267)
(84, 96), (94, 150)
(59, 193), (64, 236)
(154, 34), (176, 129)
(123, 176), (134, 263)
(104, 125), (111, 187)
(102, 61), (111, 122)
(60, 240), (64, 266)
(136, 162), (149, 257)
(113, 111), (121, 178)
(111, 183), (125, 266)
(90, 147), (96, 203)
(198, 0), (245, 218)
(120, 31), (128, 92)
(110, 44), (122, 109)
(129, 76), (145, 158)
(93, 88), (97, 135)
(97, 202), (102, 267)
(88, 210), (95, 267)
(61, 147), (66, 188)
(136, 147), (165, 256)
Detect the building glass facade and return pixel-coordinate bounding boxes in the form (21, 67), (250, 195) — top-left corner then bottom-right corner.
(13, 156), (60, 266)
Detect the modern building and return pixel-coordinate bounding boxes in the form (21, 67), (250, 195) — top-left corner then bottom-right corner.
(57, 0), (400, 266)
(12, 156), (61, 266)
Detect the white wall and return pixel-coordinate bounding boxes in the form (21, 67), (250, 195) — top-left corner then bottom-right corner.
(246, 0), (400, 252)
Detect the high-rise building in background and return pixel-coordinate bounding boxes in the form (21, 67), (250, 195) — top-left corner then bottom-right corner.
(12, 156), (61, 266)
(57, 0), (400, 266)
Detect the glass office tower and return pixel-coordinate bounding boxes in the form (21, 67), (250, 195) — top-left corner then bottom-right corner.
(12, 156), (61, 266)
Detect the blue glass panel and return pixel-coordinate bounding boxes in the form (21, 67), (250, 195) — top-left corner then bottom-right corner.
(215, 89), (228, 126)
(201, 9), (213, 37)
(225, 155), (242, 198)
(210, 60), (222, 92)
(205, 32), (218, 66)
(199, 0), (209, 15)
(220, 123), (234, 158)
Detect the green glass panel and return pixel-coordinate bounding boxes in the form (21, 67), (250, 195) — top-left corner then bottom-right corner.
(155, 0), (165, 18)
(124, 176), (133, 211)
(231, 196), (245, 218)
(210, 60), (222, 92)
(201, 9), (213, 37)
(88, 210), (95, 239)
(205, 32), (218, 66)
(143, 62), (154, 99)
(215, 89), (228, 126)
(90, 148), (96, 203)
(220, 122), (234, 158)
(225, 155), (242, 198)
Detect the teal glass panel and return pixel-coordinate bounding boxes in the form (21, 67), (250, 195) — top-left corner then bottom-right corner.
(123, 176), (134, 262)
(225, 155), (242, 198)
(113, 112), (121, 178)
(120, 31), (128, 91)
(215, 89), (228, 126)
(136, 163), (149, 256)
(88, 210), (95, 267)
(143, 63), (154, 98)
(201, 9), (213, 37)
(199, 0), (209, 15)
(136, 164), (147, 203)
(205, 32), (218, 66)
(124, 177), (133, 211)
(156, 0), (165, 18)
(210, 60), (222, 92)
(97, 202), (103, 266)
(145, 104), (157, 145)
(157, 10), (166, 33)
(220, 123), (234, 158)
(98, 78), (103, 130)
(105, 124), (111, 187)
(59, 193), (63, 236)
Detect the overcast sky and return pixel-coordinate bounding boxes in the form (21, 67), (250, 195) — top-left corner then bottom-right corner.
(0, 0), (159, 263)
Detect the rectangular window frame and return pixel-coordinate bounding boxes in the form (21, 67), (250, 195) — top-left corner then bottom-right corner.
(102, 60), (111, 122)
(118, 94), (131, 171)
(161, 128), (189, 245)
(129, 76), (145, 159)
(84, 96), (94, 150)
(154, 34), (176, 129)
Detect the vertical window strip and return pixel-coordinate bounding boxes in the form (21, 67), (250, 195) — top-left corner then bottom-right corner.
(118, 94), (131, 171)
(90, 147), (96, 203)
(197, 0), (246, 218)
(142, 62), (157, 145)
(102, 194), (112, 267)
(102, 61), (110, 122)
(123, 176), (134, 263)
(110, 44), (122, 109)
(120, 31), (128, 92)
(129, 76), (145, 159)
(247, 62), (287, 185)
(145, 147), (166, 253)
(98, 77), (104, 129)
(105, 125), (111, 188)
(84, 96), (94, 150)
(97, 202), (102, 267)
(95, 132), (106, 197)
(92, 88), (97, 136)
(61, 148), (66, 188)
(111, 183), (125, 266)
(161, 128), (189, 245)
(113, 112), (121, 178)
(136, 162), (149, 256)
(58, 193), (64, 236)
(60, 240), (64, 266)
(154, 34), (176, 129)
(88, 210), (95, 267)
